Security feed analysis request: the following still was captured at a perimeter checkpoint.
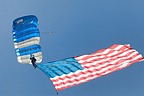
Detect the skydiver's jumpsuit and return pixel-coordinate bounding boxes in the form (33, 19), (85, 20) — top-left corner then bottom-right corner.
(30, 55), (37, 69)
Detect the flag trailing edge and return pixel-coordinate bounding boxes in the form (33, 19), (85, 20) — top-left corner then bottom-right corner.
(37, 44), (144, 91)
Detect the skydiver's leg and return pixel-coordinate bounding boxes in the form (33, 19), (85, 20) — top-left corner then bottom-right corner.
(32, 61), (37, 69)
(34, 63), (37, 69)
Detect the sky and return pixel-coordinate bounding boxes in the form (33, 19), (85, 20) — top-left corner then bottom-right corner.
(0, 0), (144, 96)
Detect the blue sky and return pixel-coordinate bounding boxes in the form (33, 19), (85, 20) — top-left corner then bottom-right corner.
(0, 0), (144, 96)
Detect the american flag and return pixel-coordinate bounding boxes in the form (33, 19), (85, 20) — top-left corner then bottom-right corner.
(37, 44), (144, 91)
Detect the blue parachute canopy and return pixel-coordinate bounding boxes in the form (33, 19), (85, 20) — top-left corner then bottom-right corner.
(12, 15), (42, 64)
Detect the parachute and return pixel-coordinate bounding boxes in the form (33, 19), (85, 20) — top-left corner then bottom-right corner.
(37, 44), (144, 91)
(12, 15), (42, 64)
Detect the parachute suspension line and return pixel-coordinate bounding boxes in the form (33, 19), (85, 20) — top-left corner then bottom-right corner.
(41, 31), (54, 35)
(56, 90), (58, 95)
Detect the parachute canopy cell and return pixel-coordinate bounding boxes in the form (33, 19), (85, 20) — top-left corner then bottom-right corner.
(12, 15), (42, 64)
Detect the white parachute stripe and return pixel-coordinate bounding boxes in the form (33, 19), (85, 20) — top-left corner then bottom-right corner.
(34, 52), (43, 63)
(17, 52), (42, 64)
(17, 55), (30, 64)
(14, 37), (40, 49)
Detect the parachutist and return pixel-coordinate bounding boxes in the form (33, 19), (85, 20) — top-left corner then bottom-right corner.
(30, 55), (37, 69)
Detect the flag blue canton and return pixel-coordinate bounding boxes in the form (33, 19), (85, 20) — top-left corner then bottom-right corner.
(37, 57), (84, 78)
